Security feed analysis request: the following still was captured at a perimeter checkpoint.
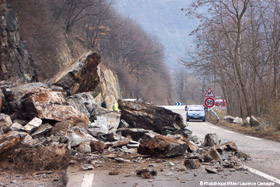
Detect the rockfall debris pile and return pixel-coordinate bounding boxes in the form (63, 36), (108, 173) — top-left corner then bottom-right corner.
(0, 83), (250, 177)
(0, 52), (250, 179)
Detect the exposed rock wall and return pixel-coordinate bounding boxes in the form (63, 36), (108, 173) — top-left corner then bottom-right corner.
(48, 51), (101, 95)
(94, 66), (121, 109)
(0, 0), (38, 83)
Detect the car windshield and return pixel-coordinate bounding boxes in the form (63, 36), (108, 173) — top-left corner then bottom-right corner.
(188, 106), (204, 111)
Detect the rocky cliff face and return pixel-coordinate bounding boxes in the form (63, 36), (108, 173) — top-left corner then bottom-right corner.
(47, 51), (121, 108)
(94, 66), (122, 109)
(0, 0), (38, 83)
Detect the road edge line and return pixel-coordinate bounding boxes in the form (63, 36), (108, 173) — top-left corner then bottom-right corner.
(243, 165), (280, 185)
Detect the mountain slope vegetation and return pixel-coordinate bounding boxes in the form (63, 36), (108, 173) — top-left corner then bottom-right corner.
(8, 0), (173, 104)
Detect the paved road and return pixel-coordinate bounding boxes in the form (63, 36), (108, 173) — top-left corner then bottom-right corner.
(171, 107), (280, 184)
(66, 106), (280, 187)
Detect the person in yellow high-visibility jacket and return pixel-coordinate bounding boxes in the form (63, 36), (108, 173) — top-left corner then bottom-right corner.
(113, 103), (119, 112)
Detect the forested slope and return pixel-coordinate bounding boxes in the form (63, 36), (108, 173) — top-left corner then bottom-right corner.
(8, 0), (173, 104)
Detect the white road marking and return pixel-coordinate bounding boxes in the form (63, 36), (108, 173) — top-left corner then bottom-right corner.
(202, 123), (220, 130)
(245, 135), (262, 140)
(223, 130), (236, 134)
(243, 165), (280, 185)
(81, 173), (94, 187)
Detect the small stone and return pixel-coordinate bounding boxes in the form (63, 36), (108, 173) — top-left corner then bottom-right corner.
(136, 169), (157, 179)
(81, 164), (94, 170)
(165, 172), (175, 176)
(205, 166), (218, 174)
(167, 162), (175, 167)
(109, 170), (120, 175)
(184, 159), (200, 169)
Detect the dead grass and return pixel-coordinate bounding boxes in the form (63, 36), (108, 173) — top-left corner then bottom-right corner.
(206, 109), (280, 142)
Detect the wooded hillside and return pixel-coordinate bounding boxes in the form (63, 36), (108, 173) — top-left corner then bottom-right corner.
(184, 0), (280, 124)
(8, 0), (173, 104)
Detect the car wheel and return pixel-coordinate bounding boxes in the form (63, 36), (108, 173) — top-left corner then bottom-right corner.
(202, 118), (206, 122)
(187, 118), (189, 122)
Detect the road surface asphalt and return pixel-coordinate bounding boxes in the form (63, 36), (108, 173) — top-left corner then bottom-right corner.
(65, 107), (280, 187)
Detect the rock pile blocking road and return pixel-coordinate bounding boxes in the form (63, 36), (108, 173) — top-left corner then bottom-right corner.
(0, 50), (251, 181)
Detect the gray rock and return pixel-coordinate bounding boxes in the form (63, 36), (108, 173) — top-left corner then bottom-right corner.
(250, 116), (261, 127)
(0, 2), (38, 83)
(205, 166), (218, 174)
(88, 108), (121, 137)
(78, 141), (91, 153)
(47, 51), (101, 95)
(31, 123), (52, 137)
(0, 113), (12, 133)
(118, 100), (186, 135)
(119, 119), (130, 128)
(242, 117), (250, 127)
(223, 116), (235, 123)
(233, 117), (243, 124)
(81, 164), (94, 171)
(204, 133), (218, 147)
(21, 134), (37, 146)
(67, 127), (97, 149)
(67, 92), (97, 121)
(209, 147), (222, 161)
(138, 135), (188, 158)
(23, 117), (42, 133)
(184, 159), (200, 169)
(3, 85), (90, 124)
(215, 142), (238, 153)
(10, 122), (24, 131)
(116, 128), (159, 142)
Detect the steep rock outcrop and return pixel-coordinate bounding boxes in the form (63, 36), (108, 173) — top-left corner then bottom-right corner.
(93, 66), (121, 109)
(48, 51), (101, 96)
(0, 0), (38, 83)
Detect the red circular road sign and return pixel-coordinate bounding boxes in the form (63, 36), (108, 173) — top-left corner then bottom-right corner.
(205, 98), (215, 108)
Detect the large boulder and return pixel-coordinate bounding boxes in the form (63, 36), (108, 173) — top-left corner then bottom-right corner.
(116, 128), (160, 142)
(0, 0), (38, 83)
(138, 135), (188, 158)
(118, 100), (186, 135)
(67, 92), (97, 121)
(47, 51), (101, 95)
(4, 86), (90, 124)
(242, 117), (250, 127)
(250, 116), (261, 127)
(88, 108), (121, 137)
(233, 117), (243, 124)
(223, 116), (235, 123)
(2, 82), (49, 114)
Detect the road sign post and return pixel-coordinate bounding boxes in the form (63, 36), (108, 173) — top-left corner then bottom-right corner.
(204, 88), (215, 108)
